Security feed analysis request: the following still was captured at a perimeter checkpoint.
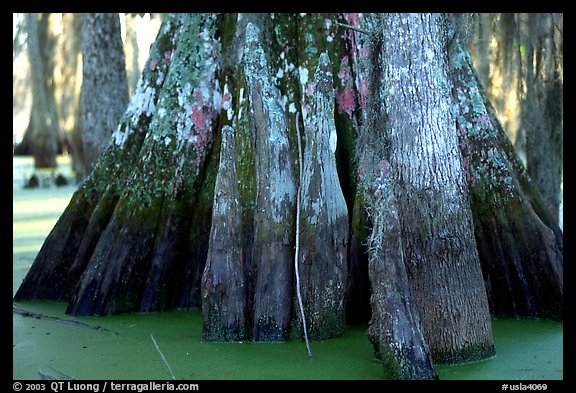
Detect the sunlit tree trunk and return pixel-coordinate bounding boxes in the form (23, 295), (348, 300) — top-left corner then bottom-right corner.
(23, 13), (59, 169)
(81, 13), (129, 174)
(522, 13), (563, 226)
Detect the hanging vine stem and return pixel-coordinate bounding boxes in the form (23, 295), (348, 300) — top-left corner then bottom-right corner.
(334, 21), (370, 35)
(295, 111), (312, 358)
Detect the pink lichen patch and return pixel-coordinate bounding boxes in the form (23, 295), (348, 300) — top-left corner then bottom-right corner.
(150, 58), (158, 71)
(336, 87), (356, 118)
(337, 67), (351, 86)
(191, 105), (208, 132)
(222, 92), (231, 105)
(463, 158), (476, 188)
(346, 13), (360, 26)
(472, 115), (492, 128)
(306, 82), (316, 97)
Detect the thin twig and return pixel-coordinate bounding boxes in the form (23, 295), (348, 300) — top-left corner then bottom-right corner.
(295, 112), (312, 359)
(38, 369), (56, 380)
(48, 365), (77, 380)
(334, 21), (370, 35)
(150, 334), (176, 380)
(13, 305), (116, 334)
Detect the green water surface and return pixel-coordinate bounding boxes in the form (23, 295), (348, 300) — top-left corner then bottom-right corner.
(12, 156), (563, 380)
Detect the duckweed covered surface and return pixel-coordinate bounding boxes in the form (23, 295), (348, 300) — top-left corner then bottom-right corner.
(13, 156), (563, 380)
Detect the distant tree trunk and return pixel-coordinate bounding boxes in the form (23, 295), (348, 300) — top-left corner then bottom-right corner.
(23, 13), (59, 169)
(58, 13), (87, 181)
(124, 14), (141, 95)
(470, 13), (492, 89)
(81, 13), (129, 173)
(522, 13), (563, 226)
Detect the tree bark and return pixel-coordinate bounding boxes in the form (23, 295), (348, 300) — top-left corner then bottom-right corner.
(81, 13), (129, 174)
(15, 14), (190, 306)
(379, 13), (495, 364)
(365, 160), (436, 379)
(522, 13), (563, 226)
(450, 41), (563, 320)
(14, 13), (563, 379)
(201, 125), (248, 341)
(23, 13), (59, 169)
(243, 22), (297, 341)
(290, 53), (349, 341)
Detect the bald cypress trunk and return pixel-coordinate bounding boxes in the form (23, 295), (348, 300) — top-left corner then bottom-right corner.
(14, 13), (562, 379)
(15, 14), (219, 315)
(243, 22), (298, 341)
(201, 126), (248, 341)
(362, 13), (495, 365)
(450, 42), (563, 320)
(290, 53), (349, 341)
(364, 160), (436, 379)
(522, 13), (563, 227)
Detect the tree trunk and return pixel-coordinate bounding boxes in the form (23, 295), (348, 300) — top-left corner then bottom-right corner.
(290, 53), (349, 340)
(201, 125), (248, 341)
(522, 13), (563, 226)
(450, 41), (563, 320)
(14, 13), (563, 379)
(378, 13), (495, 364)
(364, 160), (436, 379)
(24, 13), (59, 169)
(81, 13), (129, 174)
(15, 13), (191, 306)
(243, 22), (297, 341)
(58, 13), (87, 181)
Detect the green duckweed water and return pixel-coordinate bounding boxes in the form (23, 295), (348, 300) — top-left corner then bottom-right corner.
(13, 156), (563, 380)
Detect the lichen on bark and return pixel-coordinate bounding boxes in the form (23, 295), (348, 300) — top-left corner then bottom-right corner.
(243, 22), (297, 341)
(291, 52), (349, 341)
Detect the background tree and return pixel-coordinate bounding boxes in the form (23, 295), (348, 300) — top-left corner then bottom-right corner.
(18, 13), (60, 169)
(81, 13), (129, 173)
(55, 13), (86, 182)
(468, 13), (563, 226)
(521, 13), (563, 227)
